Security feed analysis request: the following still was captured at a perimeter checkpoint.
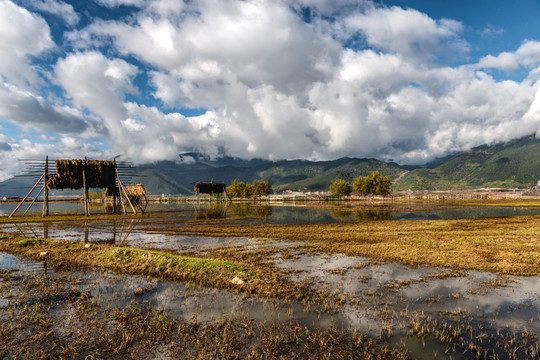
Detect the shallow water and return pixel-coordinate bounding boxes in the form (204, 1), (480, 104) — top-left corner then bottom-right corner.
(4, 202), (540, 256)
(272, 251), (540, 332)
(0, 253), (345, 329)
(3, 201), (540, 223)
(1, 246), (538, 359)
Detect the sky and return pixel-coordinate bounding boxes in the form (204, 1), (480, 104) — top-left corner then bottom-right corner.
(2, 0), (540, 180)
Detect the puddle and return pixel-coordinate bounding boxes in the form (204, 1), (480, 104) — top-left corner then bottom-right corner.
(0, 219), (302, 255)
(0, 252), (49, 276)
(0, 253), (346, 330)
(270, 251), (540, 342)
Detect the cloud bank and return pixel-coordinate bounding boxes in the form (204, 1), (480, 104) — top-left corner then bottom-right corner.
(2, 0), (540, 180)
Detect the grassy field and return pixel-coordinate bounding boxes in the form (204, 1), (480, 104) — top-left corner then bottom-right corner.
(2, 199), (540, 275)
(159, 215), (540, 276)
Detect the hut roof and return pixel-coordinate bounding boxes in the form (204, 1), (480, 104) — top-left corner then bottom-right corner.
(194, 182), (226, 194)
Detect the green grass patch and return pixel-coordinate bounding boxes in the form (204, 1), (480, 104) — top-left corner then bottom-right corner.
(13, 238), (47, 247)
(103, 247), (255, 280)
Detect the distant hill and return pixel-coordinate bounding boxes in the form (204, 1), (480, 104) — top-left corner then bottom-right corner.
(3, 135), (540, 196)
(132, 157), (409, 194)
(392, 135), (540, 190)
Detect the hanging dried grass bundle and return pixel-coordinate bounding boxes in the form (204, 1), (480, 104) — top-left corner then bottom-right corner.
(126, 184), (146, 196)
(47, 159), (116, 190)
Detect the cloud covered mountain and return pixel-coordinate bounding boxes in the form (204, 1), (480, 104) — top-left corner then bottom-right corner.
(3, 135), (540, 196)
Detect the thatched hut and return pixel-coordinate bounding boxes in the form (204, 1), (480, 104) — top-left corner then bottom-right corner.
(194, 182), (226, 195)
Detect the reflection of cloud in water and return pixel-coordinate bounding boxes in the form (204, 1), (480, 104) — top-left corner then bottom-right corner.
(0, 252), (48, 276)
(56, 269), (344, 330)
(338, 303), (385, 335)
(271, 251), (540, 334)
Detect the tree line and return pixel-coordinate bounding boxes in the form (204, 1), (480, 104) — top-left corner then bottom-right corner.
(225, 171), (390, 198)
(329, 171), (391, 197)
(227, 179), (273, 197)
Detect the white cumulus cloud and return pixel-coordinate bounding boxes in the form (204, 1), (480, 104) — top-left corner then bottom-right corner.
(345, 6), (467, 62)
(27, 0), (79, 26)
(2, 0), (539, 177)
(0, 0), (54, 87)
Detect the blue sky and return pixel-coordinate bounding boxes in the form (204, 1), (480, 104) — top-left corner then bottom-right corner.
(1, 0), (540, 180)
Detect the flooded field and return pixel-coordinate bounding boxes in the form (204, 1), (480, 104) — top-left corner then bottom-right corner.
(3, 200), (540, 222)
(1, 201), (540, 359)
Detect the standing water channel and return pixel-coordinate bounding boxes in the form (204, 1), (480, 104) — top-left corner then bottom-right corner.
(1, 201), (540, 359)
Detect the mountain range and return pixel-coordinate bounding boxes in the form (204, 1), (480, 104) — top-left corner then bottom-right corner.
(2, 135), (540, 196)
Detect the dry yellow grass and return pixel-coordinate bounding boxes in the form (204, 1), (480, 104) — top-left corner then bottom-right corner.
(162, 215), (540, 275)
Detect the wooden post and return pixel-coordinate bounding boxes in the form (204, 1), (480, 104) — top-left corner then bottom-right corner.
(42, 157), (48, 216)
(42, 222), (49, 238)
(23, 186), (44, 216)
(115, 167), (136, 214)
(117, 175), (137, 214)
(9, 173), (44, 218)
(113, 160), (117, 214)
(83, 157), (89, 216)
(42, 156), (49, 216)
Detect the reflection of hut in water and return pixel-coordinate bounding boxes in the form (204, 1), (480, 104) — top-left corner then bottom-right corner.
(194, 204), (228, 219)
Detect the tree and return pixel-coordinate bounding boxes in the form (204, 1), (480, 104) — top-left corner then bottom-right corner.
(252, 180), (273, 196)
(227, 179), (246, 197)
(329, 179), (351, 197)
(227, 179), (271, 197)
(353, 171), (391, 196)
(242, 183), (254, 197)
(352, 176), (370, 195)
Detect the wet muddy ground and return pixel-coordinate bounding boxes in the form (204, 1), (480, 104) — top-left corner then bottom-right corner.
(1, 202), (539, 359)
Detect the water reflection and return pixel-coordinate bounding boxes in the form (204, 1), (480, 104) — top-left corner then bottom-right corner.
(1, 218), (140, 246)
(1, 249), (538, 359)
(0, 252), (48, 276)
(228, 203), (272, 219)
(0, 254), (340, 330)
(329, 210), (350, 221)
(3, 201), (540, 222)
(194, 204), (229, 219)
(353, 209), (392, 221)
